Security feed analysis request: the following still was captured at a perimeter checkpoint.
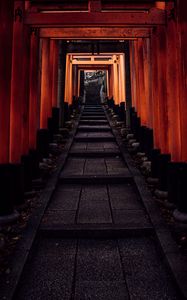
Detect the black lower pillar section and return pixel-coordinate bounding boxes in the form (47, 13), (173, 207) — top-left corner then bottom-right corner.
(0, 163), (24, 216)
(150, 149), (161, 178)
(36, 129), (50, 159)
(167, 162), (186, 206)
(29, 149), (40, 179)
(157, 154), (171, 191)
(0, 164), (14, 215)
(21, 155), (33, 192)
(177, 164), (187, 213)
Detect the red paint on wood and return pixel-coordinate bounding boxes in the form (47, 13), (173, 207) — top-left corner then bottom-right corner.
(10, 1), (25, 163)
(0, 0), (13, 163)
(40, 38), (52, 129)
(29, 30), (40, 149)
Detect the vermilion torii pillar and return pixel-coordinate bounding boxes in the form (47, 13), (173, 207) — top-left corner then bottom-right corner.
(0, 0), (13, 163)
(50, 40), (59, 108)
(166, 8), (181, 162)
(137, 38), (147, 126)
(40, 38), (52, 129)
(151, 29), (160, 149)
(29, 28), (40, 150)
(10, 1), (27, 163)
(177, 0), (187, 162)
(156, 26), (169, 154)
(134, 40), (141, 118)
(21, 25), (30, 156)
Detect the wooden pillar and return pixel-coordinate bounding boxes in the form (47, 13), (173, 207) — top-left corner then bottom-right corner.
(143, 38), (153, 129)
(177, 0), (187, 161)
(106, 69), (109, 97)
(119, 54), (126, 103)
(108, 65), (113, 99)
(129, 41), (137, 110)
(50, 40), (59, 108)
(21, 25), (30, 156)
(151, 29), (161, 149)
(157, 26), (169, 154)
(40, 38), (51, 129)
(0, 0), (13, 163)
(113, 55), (119, 104)
(73, 65), (78, 98)
(134, 40), (141, 117)
(65, 54), (73, 104)
(29, 29), (40, 150)
(10, 1), (25, 163)
(137, 38), (147, 126)
(166, 12), (181, 161)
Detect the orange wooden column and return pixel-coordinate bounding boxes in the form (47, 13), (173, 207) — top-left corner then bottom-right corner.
(129, 41), (137, 109)
(165, 10), (181, 161)
(156, 26), (169, 154)
(0, 0), (13, 163)
(113, 55), (119, 104)
(134, 40), (141, 116)
(151, 29), (160, 149)
(177, 0), (187, 161)
(73, 65), (78, 98)
(29, 29), (40, 150)
(50, 40), (59, 108)
(137, 38), (147, 126)
(65, 54), (73, 104)
(108, 65), (113, 99)
(10, 1), (25, 163)
(143, 38), (153, 129)
(40, 38), (52, 129)
(21, 25), (31, 156)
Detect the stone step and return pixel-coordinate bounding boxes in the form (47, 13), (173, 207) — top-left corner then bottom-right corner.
(40, 225), (153, 237)
(79, 120), (108, 125)
(78, 125), (111, 132)
(69, 150), (121, 157)
(59, 175), (133, 184)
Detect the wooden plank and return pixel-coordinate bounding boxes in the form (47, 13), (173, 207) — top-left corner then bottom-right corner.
(39, 27), (151, 38)
(25, 9), (166, 26)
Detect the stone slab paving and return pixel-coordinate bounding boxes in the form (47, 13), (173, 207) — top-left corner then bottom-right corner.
(15, 237), (179, 300)
(42, 183), (151, 228)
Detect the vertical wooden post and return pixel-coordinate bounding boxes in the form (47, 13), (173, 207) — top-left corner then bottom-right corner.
(137, 38), (147, 126)
(40, 38), (51, 129)
(106, 69), (109, 98)
(0, 0), (13, 163)
(29, 28), (40, 150)
(151, 29), (160, 149)
(157, 26), (169, 154)
(119, 54), (126, 103)
(21, 25), (30, 156)
(108, 65), (113, 99)
(113, 55), (119, 104)
(50, 40), (59, 108)
(144, 38), (153, 129)
(10, 1), (25, 163)
(65, 54), (73, 104)
(134, 40), (141, 117)
(177, 0), (187, 161)
(129, 41), (137, 110)
(166, 11), (181, 161)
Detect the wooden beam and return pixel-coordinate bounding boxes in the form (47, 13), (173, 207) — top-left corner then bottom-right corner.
(40, 27), (151, 39)
(25, 9), (166, 26)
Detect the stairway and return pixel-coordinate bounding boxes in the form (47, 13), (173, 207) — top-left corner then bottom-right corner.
(13, 104), (179, 299)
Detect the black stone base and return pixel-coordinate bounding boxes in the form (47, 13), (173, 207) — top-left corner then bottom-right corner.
(36, 129), (50, 159)
(157, 153), (171, 192)
(0, 163), (24, 216)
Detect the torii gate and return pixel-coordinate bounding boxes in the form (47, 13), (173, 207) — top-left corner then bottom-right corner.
(0, 0), (187, 166)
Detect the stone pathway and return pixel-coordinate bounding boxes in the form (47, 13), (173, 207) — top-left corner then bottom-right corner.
(14, 103), (180, 299)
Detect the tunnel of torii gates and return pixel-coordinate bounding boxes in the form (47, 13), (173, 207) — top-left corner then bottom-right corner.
(0, 0), (187, 216)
